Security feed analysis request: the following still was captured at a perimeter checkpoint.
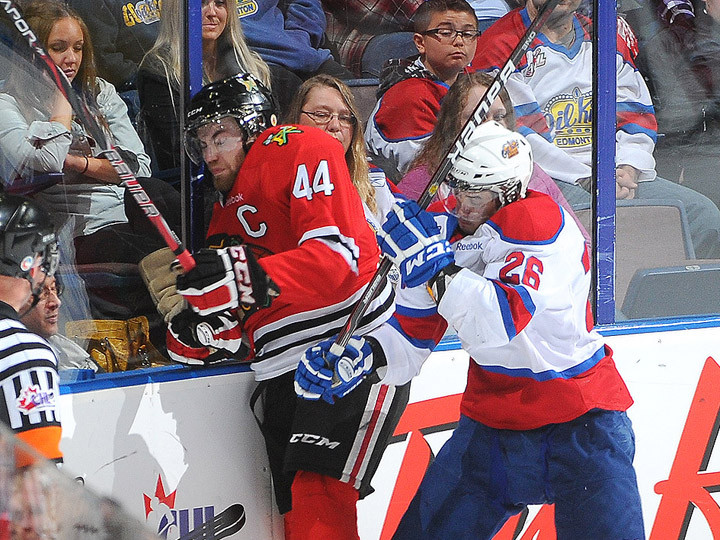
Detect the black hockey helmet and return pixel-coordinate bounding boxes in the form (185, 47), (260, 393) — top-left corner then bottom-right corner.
(184, 72), (278, 163)
(0, 193), (58, 280)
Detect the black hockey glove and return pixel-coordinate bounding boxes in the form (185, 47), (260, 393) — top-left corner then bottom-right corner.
(166, 309), (244, 365)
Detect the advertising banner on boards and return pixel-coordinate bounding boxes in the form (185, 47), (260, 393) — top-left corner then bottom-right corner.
(59, 327), (720, 539)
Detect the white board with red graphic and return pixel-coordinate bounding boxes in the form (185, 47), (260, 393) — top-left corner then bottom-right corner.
(58, 326), (720, 539)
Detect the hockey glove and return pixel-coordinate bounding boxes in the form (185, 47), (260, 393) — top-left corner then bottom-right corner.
(295, 336), (381, 404)
(378, 200), (455, 287)
(176, 246), (280, 317)
(167, 309), (243, 365)
(139, 247), (185, 323)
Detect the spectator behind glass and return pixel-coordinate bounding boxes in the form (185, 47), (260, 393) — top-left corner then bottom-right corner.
(634, 0), (720, 209)
(471, 0), (720, 258)
(364, 0), (479, 183)
(398, 71), (590, 243)
(286, 74), (396, 224)
(70, 0), (160, 92)
(322, 0), (423, 78)
(467, 0), (518, 32)
(237, 0), (353, 100)
(0, 0), (180, 270)
(137, 0), (273, 173)
(20, 274), (101, 372)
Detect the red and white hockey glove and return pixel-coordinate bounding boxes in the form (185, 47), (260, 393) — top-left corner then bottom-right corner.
(176, 246), (280, 317)
(167, 309), (244, 365)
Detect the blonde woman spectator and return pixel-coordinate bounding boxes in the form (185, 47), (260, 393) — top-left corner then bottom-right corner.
(0, 0), (180, 269)
(287, 74), (396, 225)
(137, 0), (272, 173)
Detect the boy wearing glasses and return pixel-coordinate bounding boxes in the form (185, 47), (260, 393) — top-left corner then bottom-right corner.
(365, 0), (479, 182)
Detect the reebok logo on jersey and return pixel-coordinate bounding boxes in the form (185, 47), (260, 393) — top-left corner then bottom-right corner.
(16, 384), (56, 414)
(289, 433), (341, 449)
(455, 241), (482, 251)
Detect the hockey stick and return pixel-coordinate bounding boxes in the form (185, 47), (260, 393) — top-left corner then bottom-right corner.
(0, 0), (195, 271)
(330, 0), (561, 364)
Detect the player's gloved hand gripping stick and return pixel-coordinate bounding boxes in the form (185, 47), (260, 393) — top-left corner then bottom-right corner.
(320, 0), (562, 391)
(0, 0), (195, 272)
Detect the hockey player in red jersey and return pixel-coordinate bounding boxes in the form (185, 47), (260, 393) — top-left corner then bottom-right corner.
(297, 122), (645, 538)
(169, 72), (428, 539)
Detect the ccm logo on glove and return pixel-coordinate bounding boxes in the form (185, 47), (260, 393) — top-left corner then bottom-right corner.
(177, 246), (279, 317)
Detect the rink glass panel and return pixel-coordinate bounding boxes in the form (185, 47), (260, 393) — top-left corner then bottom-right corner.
(0, 0), (718, 383)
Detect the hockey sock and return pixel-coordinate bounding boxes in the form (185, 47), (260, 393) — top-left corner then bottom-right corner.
(283, 471), (360, 540)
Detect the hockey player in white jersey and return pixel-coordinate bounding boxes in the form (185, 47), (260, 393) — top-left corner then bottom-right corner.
(296, 122), (645, 538)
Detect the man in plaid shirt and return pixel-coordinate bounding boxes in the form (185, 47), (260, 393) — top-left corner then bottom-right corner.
(323, 0), (423, 77)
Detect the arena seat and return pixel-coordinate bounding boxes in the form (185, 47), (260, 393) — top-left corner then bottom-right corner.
(346, 78), (379, 125)
(575, 199), (694, 308)
(621, 260), (720, 319)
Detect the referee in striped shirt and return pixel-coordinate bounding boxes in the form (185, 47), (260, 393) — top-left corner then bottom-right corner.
(0, 193), (62, 464)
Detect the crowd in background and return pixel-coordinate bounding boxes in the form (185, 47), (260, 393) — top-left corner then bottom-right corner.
(0, 0), (718, 369)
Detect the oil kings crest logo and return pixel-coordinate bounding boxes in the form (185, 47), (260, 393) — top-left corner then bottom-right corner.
(122, 0), (160, 27)
(236, 0), (258, 17)
(544, 87), (592, 150)
(263, 126), (302, 147)
(502, 140), (520, 159)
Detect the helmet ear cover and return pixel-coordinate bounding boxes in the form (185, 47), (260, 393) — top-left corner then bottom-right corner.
(0, 193), (58, 280)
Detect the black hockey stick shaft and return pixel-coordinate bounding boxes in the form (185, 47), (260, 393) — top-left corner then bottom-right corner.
(0, 0), (196, 271)
(330, 0), (561, 358)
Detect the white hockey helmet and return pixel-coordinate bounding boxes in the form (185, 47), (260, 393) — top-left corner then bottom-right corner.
(447, 121), (533, 207)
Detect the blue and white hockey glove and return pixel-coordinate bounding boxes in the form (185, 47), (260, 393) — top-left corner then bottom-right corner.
(377, 200), (455, 287)
(295, 336), (381, 404)
(167, 309), (243, 365)
(176, 246), (279, 317)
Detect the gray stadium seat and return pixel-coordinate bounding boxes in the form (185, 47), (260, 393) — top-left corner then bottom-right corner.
(346, 78), (380, 125)
(621, 261), (720, 319)
(575, 199), (694, 308)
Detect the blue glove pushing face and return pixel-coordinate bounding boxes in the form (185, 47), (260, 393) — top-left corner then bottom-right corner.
(377, 200), (454, 287)
(295, 336), (376, 404)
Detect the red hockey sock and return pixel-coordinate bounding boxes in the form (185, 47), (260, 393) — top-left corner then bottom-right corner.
(283, 471), (360, 540)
